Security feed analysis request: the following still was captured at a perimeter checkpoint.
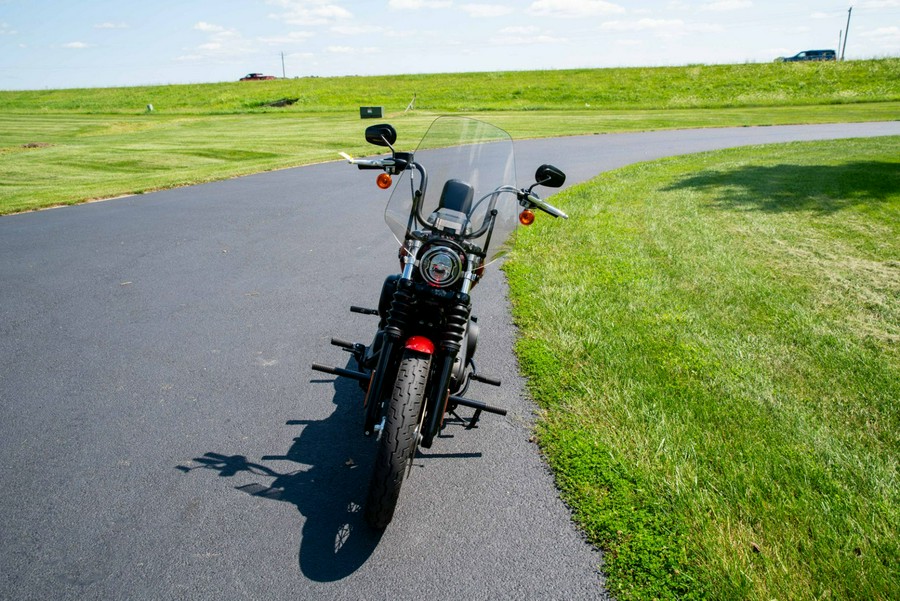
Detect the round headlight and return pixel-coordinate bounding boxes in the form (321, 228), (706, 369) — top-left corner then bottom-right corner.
(419, 245), (464, 287)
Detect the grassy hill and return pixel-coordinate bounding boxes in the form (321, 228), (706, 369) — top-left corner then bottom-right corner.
(1, 59), (898, 114)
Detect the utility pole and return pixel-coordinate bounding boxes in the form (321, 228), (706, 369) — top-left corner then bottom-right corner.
(281, 51), (286, 78)
(838, 30), (842, 56)
(841, 7), (852, 61)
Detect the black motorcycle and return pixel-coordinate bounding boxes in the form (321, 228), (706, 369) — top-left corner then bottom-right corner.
(313, 116), (568, 529)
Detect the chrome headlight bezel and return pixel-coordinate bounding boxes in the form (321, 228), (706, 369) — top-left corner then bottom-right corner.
(418, 244), (465, 288)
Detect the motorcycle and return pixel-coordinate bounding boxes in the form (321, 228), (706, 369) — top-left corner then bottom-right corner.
(312, 116), (568, 529)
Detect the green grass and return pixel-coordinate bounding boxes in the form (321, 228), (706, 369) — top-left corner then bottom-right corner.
(3, 104), (899, 215)
(1, 59), (898, 214)
(505, 136), (899, 600)
(2, 60), (898, 113)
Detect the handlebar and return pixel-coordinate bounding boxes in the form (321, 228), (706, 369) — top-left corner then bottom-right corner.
(339, 152), (410, 173)
(339, 152), (568, 220)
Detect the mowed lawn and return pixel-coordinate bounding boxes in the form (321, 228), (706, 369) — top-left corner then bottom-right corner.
(506, 136), (899, 600)
(1, 59), (898, 214)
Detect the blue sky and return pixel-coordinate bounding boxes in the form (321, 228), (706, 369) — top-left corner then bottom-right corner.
(0, 0), (897, 90)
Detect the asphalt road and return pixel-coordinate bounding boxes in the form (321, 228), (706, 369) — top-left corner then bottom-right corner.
(2, 122), (898, 601)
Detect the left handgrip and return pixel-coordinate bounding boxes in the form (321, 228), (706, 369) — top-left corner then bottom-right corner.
(527, 192), (569, 219)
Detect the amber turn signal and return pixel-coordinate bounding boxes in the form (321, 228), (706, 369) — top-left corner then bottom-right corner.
(519, 209), (536, 226)
(376, 173), (393, 189)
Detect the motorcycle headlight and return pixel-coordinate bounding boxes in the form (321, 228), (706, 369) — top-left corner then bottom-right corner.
(419, 245), (464, 287)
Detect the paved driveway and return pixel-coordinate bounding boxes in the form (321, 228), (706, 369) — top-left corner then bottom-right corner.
(1, 122), (897, 600)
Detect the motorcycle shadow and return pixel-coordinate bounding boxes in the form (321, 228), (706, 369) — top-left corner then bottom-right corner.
(177, 360), (382, 582)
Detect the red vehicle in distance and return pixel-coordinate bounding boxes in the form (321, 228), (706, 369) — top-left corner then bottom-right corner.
(240, 73), (276, 81)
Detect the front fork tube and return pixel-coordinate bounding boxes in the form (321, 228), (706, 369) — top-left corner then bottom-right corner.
(460, 253), (480, 295)
(364, 335), (396, 435)
(365, 243), (420, 436)
(421, 295), (469, 448)
(400, 240), (422, 280)
(420, 347), (460, 449)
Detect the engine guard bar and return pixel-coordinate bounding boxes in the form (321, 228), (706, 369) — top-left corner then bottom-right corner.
(449, 394), (507, 416)
(311, 366), (506, 416)
(311, 363), (368, 382)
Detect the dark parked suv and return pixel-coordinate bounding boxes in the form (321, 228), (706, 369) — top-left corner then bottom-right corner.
(778, 49), (836, 62)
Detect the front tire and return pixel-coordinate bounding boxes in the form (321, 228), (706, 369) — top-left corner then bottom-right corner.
(364, 349), (430, 529)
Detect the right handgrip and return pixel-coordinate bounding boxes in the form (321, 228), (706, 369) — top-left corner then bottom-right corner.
(339, 151), (385, 170)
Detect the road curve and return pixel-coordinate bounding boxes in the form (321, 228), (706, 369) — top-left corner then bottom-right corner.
(1, 122), (897, 601)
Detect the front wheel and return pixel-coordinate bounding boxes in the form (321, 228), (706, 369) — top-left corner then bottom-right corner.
(364, 349), (430, 529)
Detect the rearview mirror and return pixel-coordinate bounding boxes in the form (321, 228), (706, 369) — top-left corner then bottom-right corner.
(535, 164), (566, 188)
(365, 124), (397, 148)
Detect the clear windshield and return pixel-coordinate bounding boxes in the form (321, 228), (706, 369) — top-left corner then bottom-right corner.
(385, 117), (518, 264)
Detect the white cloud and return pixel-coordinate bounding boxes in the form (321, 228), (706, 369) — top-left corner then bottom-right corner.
(331, 24), (384, 35)
(195, 22), (227, 33)
(268, 0), (353, 25)
(499, 25), (540, 34)
(528, 0), (625, 18)
(1, 22), (17, 35)
(862, 25), (900, 37)
(460, 3), (515, 17)
(180, 22), (258, 61)
(383, 28), (419, 38)
(62, 41), (94, 49)
(312, 5), (353, 20)
(700, 0), (752, 10)
(601, 18), (722, 38)
(94, 22), (128, 29)
(691, 22), (723, 32)
(601, 18), (684, 31)
(259, 31), (316, 44)
(858, 0), (900, 7)
(327, 45), (380, 54)
(494, 24), (564, 45)
(859, 25), (900, 48)
(389, 0), (453, 9)
(494, 33), (567, 45)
